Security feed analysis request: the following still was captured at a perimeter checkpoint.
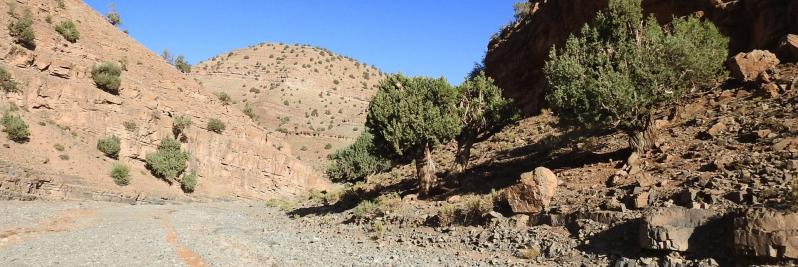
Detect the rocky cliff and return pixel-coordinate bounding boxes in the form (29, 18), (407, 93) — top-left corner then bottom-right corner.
(485, 0), (798, 115)
(0, 0), (327, 202)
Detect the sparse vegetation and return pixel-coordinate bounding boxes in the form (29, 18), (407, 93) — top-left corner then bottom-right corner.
(366, 74), (460, 195)
(544, 0), (728, 153)
(242, 103), (257, 120)
(175, 55), (191, 73)
(207, 118), (225, 133)
(91, 62), (123, 94)
(54, 143), (65, 151)
(215, 92), (232, 105)
(513, 1), (532, 20)
(8, 8), (36, 49)
(1, 111), (30, 142)
(437, 192), (502, 226)
(145, 137), (189, 180)
(351, 192), (401, 222)
(54, 20), (80, 43)
(181, 169), (197, 193)
(123, 120), (138, 132)
(106, 11), (121, 26)
(97, 135), (121, 159)
(172, 116), (192, 138)
(110, 163), (130, 186)
(0, 67), (19, 93)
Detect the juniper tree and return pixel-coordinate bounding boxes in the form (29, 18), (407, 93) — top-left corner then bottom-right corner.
(326, 131), (390, 183)
(366, 74), (461, 195)
(544, 0), (728, 153)
(453, 70), (519, 174)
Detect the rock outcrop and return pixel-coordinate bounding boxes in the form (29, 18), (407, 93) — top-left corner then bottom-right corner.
(485, 0), (798, 115)
(728, 50), (780, 83)
(506, 167), (558, 214)
(0, 0), (327, 201)
(734, 209), (798, 259)
(639, 207), (720, 252)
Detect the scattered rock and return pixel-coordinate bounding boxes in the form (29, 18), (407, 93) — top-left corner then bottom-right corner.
(506, 167), (558, 214)
(510, 214), (529, 228)
(758, 83), (779, 98)
(706, 122), (726, 137)
(639, 207), (719, 252)
(728, 50), (780, 83)
(733, 209), (798, 259)
(635, 173), (656, 188)
(632, 191), (650, 209)
(446, 195), (461, 203)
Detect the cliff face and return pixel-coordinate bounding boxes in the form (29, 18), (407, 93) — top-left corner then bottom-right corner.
(485, 0), (798, 115)
(0, 0), (327, 202)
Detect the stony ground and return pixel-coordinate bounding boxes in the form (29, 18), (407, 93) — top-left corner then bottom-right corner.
(0, 200), (529, 267)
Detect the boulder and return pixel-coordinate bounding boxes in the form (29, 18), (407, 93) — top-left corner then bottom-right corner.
(733, 209), (798, 259)
(728, 50), (780, 83)
(506, 167), (558, 214)
(779, 34), (798, 61)
(639, 207), (719, 252)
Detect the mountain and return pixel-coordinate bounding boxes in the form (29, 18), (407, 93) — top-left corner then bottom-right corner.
(0, 0), (326, 202)
(193, 43), (385, 171)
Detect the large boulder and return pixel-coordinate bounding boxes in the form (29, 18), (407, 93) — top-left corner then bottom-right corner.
(639, 207), (720, 252)
(734, 209), (798, 259)
(778, 34), (798, 61)
(505, 167), (558, 214)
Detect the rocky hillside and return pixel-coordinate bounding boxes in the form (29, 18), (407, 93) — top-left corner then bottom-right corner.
(192, 44), (385, 171)
(0, 0), (327, 202)
(485, 0), (798, 115)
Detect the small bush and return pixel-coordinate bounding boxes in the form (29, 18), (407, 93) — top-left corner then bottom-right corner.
(110, 163), (130, 186)
(436, 193), (501, 226)
(214, 92), (232, 105)
(242, 103), (257, 120)
(207, 118), (225, 133)
(54, 20), (79, 43)
(91, 62), (122, 94)
(106, 12), (121, 26)
(181, 169), (197, 193)
(97, 135), (121, 159)
(123, 120), (138, 132)
(326, 131), (390, 183)
(324, 143), (332, 150)
(351, 192), (401, 223)
(53, 143), (65, 151)
(9, 9), (36, 49)
(175, 55), (191, 73)
(172, 116), (192, 138)
(0, 67), (19, 93)
(1, 112), (30, 142)
(145, 137), (189, 180)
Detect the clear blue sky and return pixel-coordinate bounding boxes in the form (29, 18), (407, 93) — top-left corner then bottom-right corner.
(84, 1), (518, 84)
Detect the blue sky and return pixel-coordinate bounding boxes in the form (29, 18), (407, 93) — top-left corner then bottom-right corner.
(84, 1), (518, 85)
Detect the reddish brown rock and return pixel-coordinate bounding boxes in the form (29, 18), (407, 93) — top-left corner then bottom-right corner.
(728, 50), (780, 83)
(506, 167), (558, 214)
(734, 209), (798, 259)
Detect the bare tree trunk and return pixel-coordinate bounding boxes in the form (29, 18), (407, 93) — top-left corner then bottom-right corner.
(627, 119), (658, 154)
(416, 143), (437, 196)
(453, 134), (475, 175)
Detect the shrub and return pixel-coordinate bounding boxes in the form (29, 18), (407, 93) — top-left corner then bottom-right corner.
(110, 163), (130, 186)
(97, 135), (121, 159)
(544, 0), (728, 153)
(181, 169), (197, 193)
(54, 20), (79, 43)
(437, 193), (500, 226)
(172, 116), (192, 138)
(351, 192), (401, 222)
(513, 1), (531, 20)
(207, 118), (225, 133)
(0, 67), (19, 93)
(454, 70), (519, 174)
(174, 55), (191, 73)
(106, 12), (121, 26)
(91, 62), (122, 94)
(324, 143), (332, 150)
(123, 120), (138, 132)
(326, 131), (390, 183)
(242, 103), (257, 120)
(214, 92), (232, 105)
(366, 74), (461, 195)
(1, 112), (30, 142)
(9, 9), (35, 49)
(53, 143), (65, 151)
(145, 137), (189, 180)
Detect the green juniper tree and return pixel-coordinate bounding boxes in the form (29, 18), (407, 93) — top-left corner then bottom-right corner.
(544, 0), (728, 153)
(325, 131), (390, 183)
(366, 74), (461, 195)
(453, 69), (519, 174)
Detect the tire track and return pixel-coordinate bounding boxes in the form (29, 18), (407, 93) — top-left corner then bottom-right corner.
(159, 210), (208, 267)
